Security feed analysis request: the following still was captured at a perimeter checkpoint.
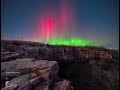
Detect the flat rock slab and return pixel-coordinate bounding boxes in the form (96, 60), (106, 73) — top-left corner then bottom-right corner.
(1, 58), (58, 73)
(1, 58), (59, 90)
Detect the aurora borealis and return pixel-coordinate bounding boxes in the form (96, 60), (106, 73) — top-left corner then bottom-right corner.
(1, 0), (119, 49)
(38, 0), (76, 43)
(48, 38), (92, 46)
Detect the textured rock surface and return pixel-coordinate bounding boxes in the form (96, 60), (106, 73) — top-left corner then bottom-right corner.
(1, 58), (60, 90)
(91, 64), (119, 90)
(1, 87), (17, 90)
(1, 51), (21, 62)
(52, 80), (73, 90)
(35, 81), (49, 90)
(1, 40), (117, 65)
(1, 40), (119, 90)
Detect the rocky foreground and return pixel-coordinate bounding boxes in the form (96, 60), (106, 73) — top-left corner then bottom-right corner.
(1, 40), (119, 90)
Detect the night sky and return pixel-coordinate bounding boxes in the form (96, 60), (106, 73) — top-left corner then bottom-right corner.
(1, 0), (119, 49)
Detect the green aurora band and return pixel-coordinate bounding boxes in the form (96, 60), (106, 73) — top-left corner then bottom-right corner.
(48, 38), (95, 46)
